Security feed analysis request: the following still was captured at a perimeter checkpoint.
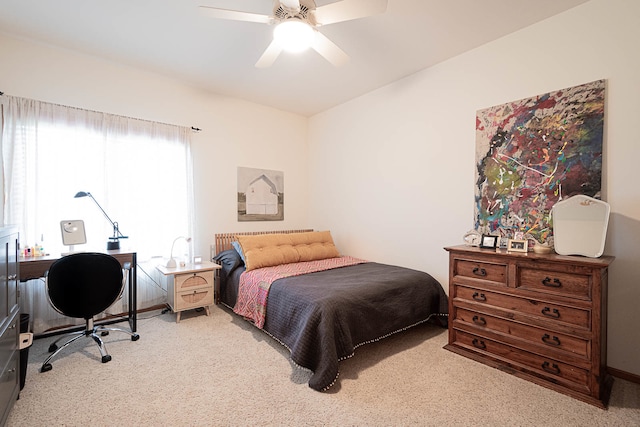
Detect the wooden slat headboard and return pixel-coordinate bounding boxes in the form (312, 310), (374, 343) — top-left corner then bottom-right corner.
(212, 229), (313, 259)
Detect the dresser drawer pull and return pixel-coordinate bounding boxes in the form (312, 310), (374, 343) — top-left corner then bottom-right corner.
(541, 307), (560, 318)
(472, 338), (486, 349)
(472, 292), (487, 302)
(541, 361), (560, 375)
(472, 315), (487, 326)
(542, 334), (561, 346)
(472, 267), (487, 277)
(542, 277), (562, 288)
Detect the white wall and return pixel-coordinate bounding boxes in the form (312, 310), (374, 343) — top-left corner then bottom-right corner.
(0, 34), (310, 259)
(308, 0), (640, 376)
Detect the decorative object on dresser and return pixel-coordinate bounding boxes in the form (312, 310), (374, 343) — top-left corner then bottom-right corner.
(507, 238), (528, 253)
(463, 229), (481, 247)
(479, 235), (498, 249)
(444, 245), (614, 408)
(156, 262), (220, 323)
(552, 195), (610, 258)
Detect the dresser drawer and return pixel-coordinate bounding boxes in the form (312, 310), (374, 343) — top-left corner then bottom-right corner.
(175, 271), (213, 293)
(518, 267), (591, 300)
(0, 314), (18, 374)
(0, 351), (18, 413)
(454, 258), (507, 285)
(454, 285), (591, 330)
(174, 288), (214, 311)
(453, 329), (590, 394)
(455, 308), (590, 359)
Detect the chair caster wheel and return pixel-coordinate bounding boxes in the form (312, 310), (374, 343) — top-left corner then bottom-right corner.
(48, 343), (58, 352)
(102, 355), (112, 363)
(101, 331), (109, 336)
(131, 334), (140, 341)
(41, 363), (53, 372)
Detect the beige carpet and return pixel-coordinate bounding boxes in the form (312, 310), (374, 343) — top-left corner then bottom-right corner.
(7, 305), (640, 426)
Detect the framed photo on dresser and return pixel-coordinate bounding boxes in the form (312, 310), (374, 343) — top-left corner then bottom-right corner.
(480, 235), (498, 249)
(507, 239), (528, 252)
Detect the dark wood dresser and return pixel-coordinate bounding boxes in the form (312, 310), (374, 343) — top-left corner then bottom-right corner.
(444, 245), (614, 408)
(0, 226), (20, 425)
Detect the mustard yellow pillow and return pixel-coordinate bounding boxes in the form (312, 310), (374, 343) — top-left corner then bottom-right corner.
(236, 231), (340, 271)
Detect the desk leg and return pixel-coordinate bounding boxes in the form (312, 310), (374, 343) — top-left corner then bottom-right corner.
(129, 253), (137, 332)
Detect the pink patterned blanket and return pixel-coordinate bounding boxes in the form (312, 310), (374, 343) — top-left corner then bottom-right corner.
(233, 256), (367, 328)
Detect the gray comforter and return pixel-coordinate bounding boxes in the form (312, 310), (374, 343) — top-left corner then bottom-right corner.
(220, 260), (448, 391)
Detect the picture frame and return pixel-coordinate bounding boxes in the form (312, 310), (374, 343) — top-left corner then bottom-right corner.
(507, 238), (528, 253)
(480, 234), (498, 249)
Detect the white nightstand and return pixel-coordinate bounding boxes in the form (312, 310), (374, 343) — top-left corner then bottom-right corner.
(156, 261), (221, 323)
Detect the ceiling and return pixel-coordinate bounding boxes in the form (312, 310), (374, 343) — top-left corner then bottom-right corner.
(0, 0), (590, 116)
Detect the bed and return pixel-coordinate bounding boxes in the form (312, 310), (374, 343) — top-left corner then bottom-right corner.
(213, 229), (448, 391)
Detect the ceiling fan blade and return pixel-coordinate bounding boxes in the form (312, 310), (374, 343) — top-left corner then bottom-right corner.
(199, 5), (271, 24)
(255, 40), (283, 68)
(312, 32), (349, 67)
(314, 0), (388, 26)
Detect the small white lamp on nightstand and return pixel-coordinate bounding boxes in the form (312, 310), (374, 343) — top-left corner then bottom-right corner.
(166, 236), (191, 268)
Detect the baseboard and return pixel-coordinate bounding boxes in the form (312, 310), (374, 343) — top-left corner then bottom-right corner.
(608, 366), (640, 384)
(138, 304), (167, 314)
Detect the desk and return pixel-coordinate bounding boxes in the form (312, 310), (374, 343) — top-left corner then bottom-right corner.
(19, 250), (137, 336)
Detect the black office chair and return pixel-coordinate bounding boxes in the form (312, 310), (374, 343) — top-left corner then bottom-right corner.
(40, 252), (140, 372)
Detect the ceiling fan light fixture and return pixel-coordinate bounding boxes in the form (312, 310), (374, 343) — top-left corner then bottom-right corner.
(273, 19), (315, 53)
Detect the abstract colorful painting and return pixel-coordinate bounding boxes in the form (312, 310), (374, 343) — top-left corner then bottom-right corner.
(475, 79), (605, 244)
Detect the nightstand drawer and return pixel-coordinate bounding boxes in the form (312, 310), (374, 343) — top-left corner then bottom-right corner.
(175, 271), (213, 292)
(174, 288), (214, 311)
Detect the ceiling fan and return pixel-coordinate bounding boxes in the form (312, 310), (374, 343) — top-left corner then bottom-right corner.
(200, 0), (388, 68)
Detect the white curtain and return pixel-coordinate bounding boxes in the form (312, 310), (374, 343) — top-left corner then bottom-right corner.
(1, 95), (194, 333)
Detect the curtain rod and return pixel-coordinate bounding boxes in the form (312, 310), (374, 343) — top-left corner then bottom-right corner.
(0, 92), (201, 131)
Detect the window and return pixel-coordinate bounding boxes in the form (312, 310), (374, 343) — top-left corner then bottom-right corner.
(1, 95), (194, 332)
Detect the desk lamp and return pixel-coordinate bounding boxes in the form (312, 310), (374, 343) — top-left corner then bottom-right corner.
(166, 236), (191, 268)
(74, 191), (128, 250)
